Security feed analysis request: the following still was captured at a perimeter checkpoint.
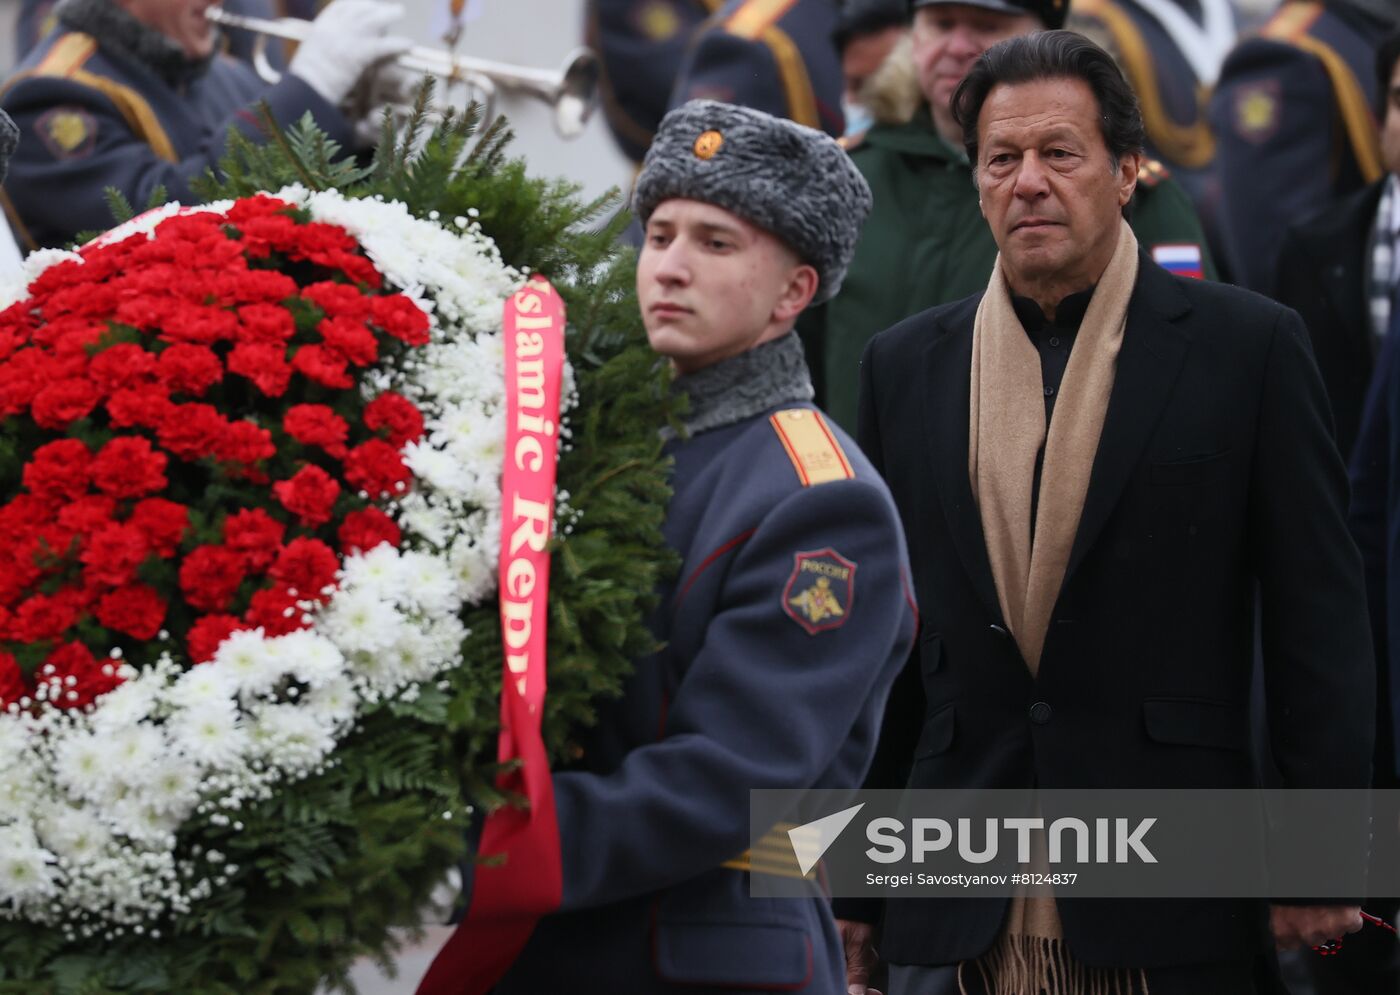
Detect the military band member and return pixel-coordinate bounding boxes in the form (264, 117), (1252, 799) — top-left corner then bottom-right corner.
(1209, 0), (1400, 295)
(668, 0), (847, 137)
(1, 0), (410, 249)
(491, 99), (917, 994)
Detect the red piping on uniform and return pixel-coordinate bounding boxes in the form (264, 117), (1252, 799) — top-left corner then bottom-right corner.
(673, 528), (756, 612)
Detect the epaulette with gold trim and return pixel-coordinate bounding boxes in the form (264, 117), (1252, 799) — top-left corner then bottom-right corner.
(1136, 158), (1170, 187)
(769, 409), (854, 487)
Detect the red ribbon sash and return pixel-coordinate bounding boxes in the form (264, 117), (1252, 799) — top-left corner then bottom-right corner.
(417, 276), (567, 995)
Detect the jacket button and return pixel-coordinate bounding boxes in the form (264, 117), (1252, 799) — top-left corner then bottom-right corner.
(1029, 701), (1052, 724)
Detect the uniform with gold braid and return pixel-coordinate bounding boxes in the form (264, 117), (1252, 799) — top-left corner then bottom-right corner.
(667, 0), (846, 137)
(0, 2), (354, 250)
(1208, 0), (1391, 294)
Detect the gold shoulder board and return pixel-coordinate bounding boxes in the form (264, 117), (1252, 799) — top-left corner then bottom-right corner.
(769, 409), (854, 487)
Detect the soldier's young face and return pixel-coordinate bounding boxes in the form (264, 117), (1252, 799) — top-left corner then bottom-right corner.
(975, 76), (1139, 295)
(637, 199), (817, 375)
(911, 4), (1040, 138)
(1382, 59), (1400, 177)
(117, 0), (217, 59)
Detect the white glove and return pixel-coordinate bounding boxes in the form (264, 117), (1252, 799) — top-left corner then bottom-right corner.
(289, 0), (413, 107)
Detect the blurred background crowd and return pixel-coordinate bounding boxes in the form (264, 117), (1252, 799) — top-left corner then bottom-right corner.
(0, 0), (1398, 991)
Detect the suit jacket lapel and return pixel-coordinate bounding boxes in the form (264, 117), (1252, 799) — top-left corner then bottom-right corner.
(1063, 256), (1193, 585)
(921, 312), (1005, 625)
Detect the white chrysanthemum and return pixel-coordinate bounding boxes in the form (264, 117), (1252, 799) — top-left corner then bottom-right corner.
(167, 700), (248, 769)
(339, 543), (404, 594)
(213, 627), (284, 698)
(403, 441), (474, 497)
(36, 804), (112, 864)
(88, 678), (159, 734)
(140, 756), (202, 820)
(322, 588), (406, 655)
(399, 550), (459, 616)
(108, 725), (165, 774)
(248, 704), (336, 771)
(303, 676), (357, 725)
(0, 823), (58, 908)
(275, 630), (345, 689)
(53, 729), (118, 805)
(448, 534), (497, 605)
(167, 660), (238, 711)
(106, 797), (181, 845)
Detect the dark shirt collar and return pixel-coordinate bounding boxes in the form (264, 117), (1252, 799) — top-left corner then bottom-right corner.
(1011, 286), (1096, 338)
(57, 0), (217, 87)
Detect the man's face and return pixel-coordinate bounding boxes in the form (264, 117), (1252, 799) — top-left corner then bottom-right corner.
(117, 0), (217, 59)
(911, 3), (1040, 138)
(1382, 57), (1400, 177)
(975, 77), (1140, 290)
(842, 25), (907, 108)
(637, 199), (815, 375)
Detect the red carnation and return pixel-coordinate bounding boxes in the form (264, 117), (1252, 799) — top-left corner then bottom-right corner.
(231, 271), (299, 306)
(91, 436), (168, 499)
(237, 302), (296, 344)
(363, 391), (424, 448)
(95, 584), (166, 640)
(227, 341), (292, 398)
(12, 588), (85, 641)
(160, 305), (238, 346)
(43, 641), (122, 709)
(237, 214), (300, 257)
(283, 404), (349, 456)
(291, 344), (352, 389)
(187, 613), (243, 663)
(89, 343), (157, 393)
(226, 194), (293, 223)
(23, 438), (91, 501)
(270, 537), (339, 601)
(129, 497), (189, 557)
(370, 294), (431, 346)
(318, 316), (378, 367)
(272, 464), (341, 527)
(31, 377), (99, 429)
(79, 523), (149, 587)
(58, 495), (118, 536)
(0, 349), (59, 417)
(106, 385), (176, 429)
(178, 545), (247, 612)
(244, 584), (305, 637)
(302, 281), (371, 320)
(156, 343), (223, 397)
(343, 439), (412, 499)
(337, 507), (401, 555)
(156, 403), (228, 461)
(223, 508), (285, 571)
(114, 296), (175, 331)
(216, 420), (276, 466)
(0, 651), (28, 707)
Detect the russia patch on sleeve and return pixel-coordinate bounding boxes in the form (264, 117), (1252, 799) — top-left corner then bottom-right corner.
(1152, 243), (1205, 280)
(783, 548), (856, 635)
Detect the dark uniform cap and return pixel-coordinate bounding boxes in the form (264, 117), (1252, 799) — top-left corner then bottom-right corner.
(633, 99), (874, 305)
(909, 0), (1067, 30)
(836, 0), (910, 49)
(0, 110), (17, 187)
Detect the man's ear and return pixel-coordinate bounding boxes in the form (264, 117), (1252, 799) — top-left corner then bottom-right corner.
(1118, 151), (1144, 208)
(773, 263), (820, 323)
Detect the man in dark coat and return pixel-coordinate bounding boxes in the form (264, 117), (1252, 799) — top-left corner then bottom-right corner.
(0, 0), (408, 249)
(847, 30), (1374, 995)
(1209, 0), (1399, 296)
(477, 100), (917, 995)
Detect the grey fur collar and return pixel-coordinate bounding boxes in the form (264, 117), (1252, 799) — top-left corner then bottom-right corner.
(57, 0), (216, 86)
(668, 332), (815, 439)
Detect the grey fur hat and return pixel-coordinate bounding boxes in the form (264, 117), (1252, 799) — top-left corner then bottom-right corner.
(0, 110), (16, 188)
(632, 100), (873, 305)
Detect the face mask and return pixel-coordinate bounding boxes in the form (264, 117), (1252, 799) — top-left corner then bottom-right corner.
(843, 100), (875, 138)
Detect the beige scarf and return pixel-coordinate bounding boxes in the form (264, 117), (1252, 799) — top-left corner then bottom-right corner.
(964, 219), (1147, 995)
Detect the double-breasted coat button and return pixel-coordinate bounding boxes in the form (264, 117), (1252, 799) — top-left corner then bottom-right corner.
(1029, 701), (1052, 724)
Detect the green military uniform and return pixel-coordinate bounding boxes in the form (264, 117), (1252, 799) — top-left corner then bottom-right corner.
(803, 105), (1217, 432)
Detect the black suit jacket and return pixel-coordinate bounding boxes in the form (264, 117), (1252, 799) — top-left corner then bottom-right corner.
(855, 253), (1375, 969)
(1275, 181), (1386, 461)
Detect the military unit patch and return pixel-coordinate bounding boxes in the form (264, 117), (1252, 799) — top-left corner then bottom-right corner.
(35, 106), (96, 160)
(783, 548), (855, 635)
(1232, 79), (1281, 144)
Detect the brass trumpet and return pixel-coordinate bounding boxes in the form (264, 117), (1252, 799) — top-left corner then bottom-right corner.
(206, 6), (601, 139)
